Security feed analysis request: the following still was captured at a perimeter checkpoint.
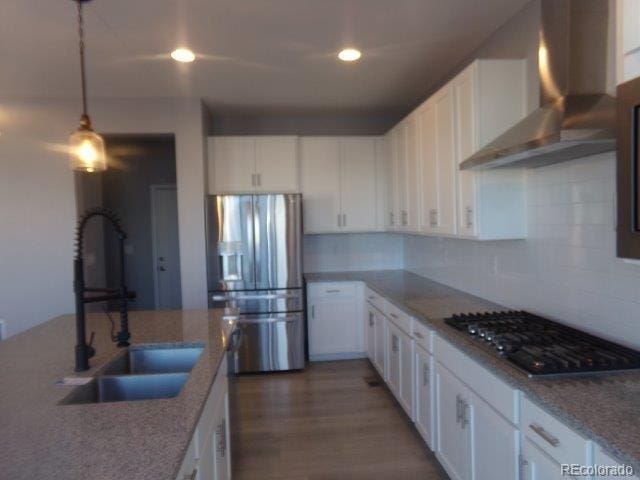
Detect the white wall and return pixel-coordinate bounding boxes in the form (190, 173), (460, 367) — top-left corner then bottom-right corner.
(404, 152), (640, 349)
(0, 98), (208, 337)
(303, 233), (403, 273)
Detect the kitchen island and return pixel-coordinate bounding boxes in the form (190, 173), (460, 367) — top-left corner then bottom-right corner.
(0, 309), (233, 480)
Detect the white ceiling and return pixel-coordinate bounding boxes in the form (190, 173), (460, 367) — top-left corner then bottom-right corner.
(0, 0), (529, 116)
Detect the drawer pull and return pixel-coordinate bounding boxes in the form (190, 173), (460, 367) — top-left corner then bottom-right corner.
(414, 331), (424, 339)
(184, 468), (198, 480)
(389, 313), (398, 319)
(368, 295), (376, 300)
(325, 289), (341, 293)
(529, 423), (560, 447)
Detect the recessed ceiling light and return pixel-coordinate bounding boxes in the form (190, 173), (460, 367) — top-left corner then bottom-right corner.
(338, 48), (362, 62)
(171, 48), (196, 63)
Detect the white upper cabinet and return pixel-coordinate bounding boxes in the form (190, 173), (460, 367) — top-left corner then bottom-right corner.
(300, 136), (381, 234)
(384, 130), (398, 230)
(340, 137), (378, 231)
(299, 137), (342, 233)
(453, 60), (527, 240)
(208, 136), (299, 194)
(404, 114), (420, 232)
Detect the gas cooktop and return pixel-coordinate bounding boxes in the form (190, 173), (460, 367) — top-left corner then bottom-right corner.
(444, 311), (640, 378)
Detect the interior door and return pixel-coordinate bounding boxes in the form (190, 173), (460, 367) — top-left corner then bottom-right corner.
(151, 185), (182, 309)
(254, 136), (299, 192)
(253, 194), (302, 291)
(414, 346), (434, 448)
(299, 138), (342, 232)
(211, 137), (256, 193)
(207, 195), (255, 292)
(434, 85), (457, 236)
(418, 100), (438, 234)
(454, 66), (478, 237)
(436, 363), (471, 480)
(340, 137), (377, 231)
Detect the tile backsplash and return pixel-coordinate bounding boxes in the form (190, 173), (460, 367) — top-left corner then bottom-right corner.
(405, 152), (640, 349)
(304, 233), (404, 273)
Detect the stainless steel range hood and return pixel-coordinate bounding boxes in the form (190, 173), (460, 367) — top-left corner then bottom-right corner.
(460, 0), (616, 170)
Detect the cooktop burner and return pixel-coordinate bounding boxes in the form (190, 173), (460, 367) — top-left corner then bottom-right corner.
(444, 311), (640, 377)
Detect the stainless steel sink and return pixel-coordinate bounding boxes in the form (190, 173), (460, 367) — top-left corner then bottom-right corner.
(61, 343), (204, 404)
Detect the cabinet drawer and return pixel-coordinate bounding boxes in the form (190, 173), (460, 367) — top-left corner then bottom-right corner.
(364, 286), (385, 312)
(435, 335), (518, 424)
(385, 301), (413, 335)
(412, 320), (433, 353)
(521, 396), (591, 466)
(308, 282), (357, 299)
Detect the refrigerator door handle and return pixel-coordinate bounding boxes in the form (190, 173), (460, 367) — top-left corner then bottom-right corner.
(212, 292), (300, 302)
(237, 315), (300, 324)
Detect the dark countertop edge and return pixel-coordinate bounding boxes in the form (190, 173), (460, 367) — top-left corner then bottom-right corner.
(304, 270), (640, 469)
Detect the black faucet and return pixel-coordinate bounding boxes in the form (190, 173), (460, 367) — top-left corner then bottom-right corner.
(74, 207), (136, 372)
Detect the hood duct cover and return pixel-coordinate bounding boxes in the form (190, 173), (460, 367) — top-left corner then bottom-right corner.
(460, 0), (616, 170)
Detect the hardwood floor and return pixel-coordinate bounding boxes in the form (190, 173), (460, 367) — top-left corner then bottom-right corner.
(230, 359), (448, 480)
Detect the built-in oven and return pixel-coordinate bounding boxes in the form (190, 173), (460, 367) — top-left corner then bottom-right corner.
(617, 76), (640, 259)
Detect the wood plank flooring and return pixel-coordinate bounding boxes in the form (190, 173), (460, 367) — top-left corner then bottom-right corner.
(230, 359), (448, 480)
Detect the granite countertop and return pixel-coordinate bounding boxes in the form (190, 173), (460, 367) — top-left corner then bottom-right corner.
(306, 270), (640, 471)
(0, 309), (233, 480)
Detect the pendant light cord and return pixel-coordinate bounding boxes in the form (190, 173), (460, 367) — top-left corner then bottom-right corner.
(77, 0), (88, 118)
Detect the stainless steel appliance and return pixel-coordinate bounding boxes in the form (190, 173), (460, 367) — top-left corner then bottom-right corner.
(617, 76), (640, 259)
(206, 194), (304, 373)
(445, 311), (640, 378)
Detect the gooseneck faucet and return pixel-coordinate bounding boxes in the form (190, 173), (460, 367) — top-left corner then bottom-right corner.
(74, 207), (136, 372)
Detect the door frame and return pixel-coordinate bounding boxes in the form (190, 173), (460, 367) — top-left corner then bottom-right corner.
(150, 184), (178, 309)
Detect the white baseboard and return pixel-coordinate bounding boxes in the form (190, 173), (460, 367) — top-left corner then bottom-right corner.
(309, 352), (367, 362)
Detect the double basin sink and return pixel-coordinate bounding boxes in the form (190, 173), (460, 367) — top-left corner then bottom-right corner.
(63, 343), (205, 404)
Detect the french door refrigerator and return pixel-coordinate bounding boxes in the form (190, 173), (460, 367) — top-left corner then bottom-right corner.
(207, 194), (304, 373)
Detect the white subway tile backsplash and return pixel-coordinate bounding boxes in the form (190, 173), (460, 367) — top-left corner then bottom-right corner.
(404, 152), (640, 349)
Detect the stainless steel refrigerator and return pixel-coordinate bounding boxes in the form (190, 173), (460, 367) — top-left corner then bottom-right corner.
(206, 194), (304, 373)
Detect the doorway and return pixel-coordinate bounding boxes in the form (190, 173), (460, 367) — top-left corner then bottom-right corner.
(75, 134), (182, 311)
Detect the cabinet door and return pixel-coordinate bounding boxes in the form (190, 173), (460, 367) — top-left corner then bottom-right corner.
(417, 100), (438, 234)
(414, 346), (434, 449)
(209, 137), (256, 194)
(374, 310), (386, 378)
(471, 391), (518, 480)
(522, 437), (575, 480)
(213, 393), (231, 480)
(404, 114), (420, 232)
(340, 137), (377, 231)
(436, 363), (471, 480)
(299, 137), (341, 233)
(387, 322), (401, 398)
(254, 136), (298, 193)
(384, 131), (398, 230)
(308, 297), (359, 358)
(454, 66), (478, 237)
(398, 328), (414, 417)
(365, 305), (376, 363)
(433, 85), (457, 235)
(394, 122), (409, 230)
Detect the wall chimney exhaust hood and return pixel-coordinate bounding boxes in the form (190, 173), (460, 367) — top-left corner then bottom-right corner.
(460, 0), (616, 171)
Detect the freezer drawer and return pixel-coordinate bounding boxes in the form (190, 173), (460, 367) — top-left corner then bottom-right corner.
(231, 312), (305, 373)
(210, 289), (303, 314)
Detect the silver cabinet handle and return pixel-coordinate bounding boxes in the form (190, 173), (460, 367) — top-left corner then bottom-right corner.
(369, 312), (374, 327)
(456, 394), (462, 423)
(460, 399), (469, 429)
(519, 455), (528, 480)
(184, 468), (198, 480)
(392, 334), (398, 352)
(342, 213), (346, 227)
(423, 363), (429, 386)
(529, 423), (560, 447)
(414, 331), (423, 339)
(251, 173), (256, 187)
(389, 212), (395, 226)
(311, 305), (315, 318)
(429, 209), (438, 228)
(465, 206), (473, 228)
(389, 313), (398, 319)
(325, 289), (341, 293)
(337, 214), (342, 227)
(216, 420), (227, 457)
(401, 210), (408, 226)
(367, 295), (376, 300)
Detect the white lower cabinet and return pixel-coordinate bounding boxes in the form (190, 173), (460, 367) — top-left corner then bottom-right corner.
(176, 357), (231, 480)
(414, 345), (434, 449)
(307, 282), (365, 361)
(521, 436), (574, 480)
(365, 303), (376, 362)
(387, 320), (413, 417)
(374, 308), (386, 378)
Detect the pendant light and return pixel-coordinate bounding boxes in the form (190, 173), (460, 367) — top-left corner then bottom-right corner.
(69, 0), (106, 173)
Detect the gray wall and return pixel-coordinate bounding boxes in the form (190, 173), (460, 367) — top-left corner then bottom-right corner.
(102, 136), (178, 310)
